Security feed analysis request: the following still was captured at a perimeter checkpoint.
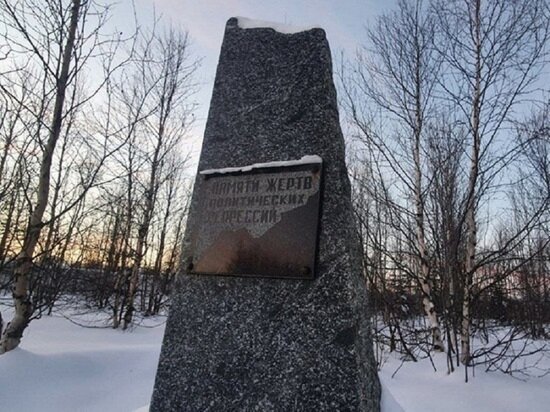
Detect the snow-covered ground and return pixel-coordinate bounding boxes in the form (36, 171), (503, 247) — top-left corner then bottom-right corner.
(0, 310), (165, 412)
(380, 349), (550, 412)
(0, 311), (548, 411)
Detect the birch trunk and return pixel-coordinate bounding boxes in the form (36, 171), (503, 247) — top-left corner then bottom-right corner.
(122, 166), (157, 329)
(412, 10), (444, 351)
(122, 127), (163, 329)
(121, 30), (191, 327)
(0, 0), (81, 354)
(461, 0), (482, 366)
(41, 130), (71, 264)
(113, 187), (134, 329)
(147, 180), (173, 315)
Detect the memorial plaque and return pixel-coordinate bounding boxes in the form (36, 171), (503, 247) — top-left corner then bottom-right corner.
(187, 156), (322, 279)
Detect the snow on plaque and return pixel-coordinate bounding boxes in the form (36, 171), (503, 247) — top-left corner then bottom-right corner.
(188, 156), (322, 279)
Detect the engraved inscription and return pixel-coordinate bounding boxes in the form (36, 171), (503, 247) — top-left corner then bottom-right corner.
(189, 162), (322, 279)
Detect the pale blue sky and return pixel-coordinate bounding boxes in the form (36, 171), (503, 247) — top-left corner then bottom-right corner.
(108, 0), (548, 176)
(111, 0), (396, 156)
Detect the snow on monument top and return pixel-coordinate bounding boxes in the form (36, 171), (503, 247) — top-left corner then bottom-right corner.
(236, 16), (320, 34)
(200, 155), (322, 175)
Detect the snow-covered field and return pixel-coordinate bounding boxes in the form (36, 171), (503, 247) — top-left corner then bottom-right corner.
(0, 311), (165, 412)
(0, 311), (548, 411)
(380, 349), (550, 412)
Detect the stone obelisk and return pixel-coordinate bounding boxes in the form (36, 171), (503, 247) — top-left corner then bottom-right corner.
(150, 17), (381, 411)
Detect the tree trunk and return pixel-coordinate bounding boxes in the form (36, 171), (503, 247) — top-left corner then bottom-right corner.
(147, 179), (174, 314)
(461, 0), (482, 367)
(122, 151), (159, 329)
(0, 0), (81, 354)
(412, 14), (444, 352)
(41, 128), (71, 264)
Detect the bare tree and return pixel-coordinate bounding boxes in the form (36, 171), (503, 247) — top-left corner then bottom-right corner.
(0, 0), (132, 352)
(343, 0), (550, 378)
(432, 0), (550, 366)
(0, 0), (84, 353)
(121, 27), (197, 329)
(342, 0), (445, 351)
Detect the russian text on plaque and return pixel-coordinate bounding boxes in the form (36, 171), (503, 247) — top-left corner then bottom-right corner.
(187, 156), (323, 279)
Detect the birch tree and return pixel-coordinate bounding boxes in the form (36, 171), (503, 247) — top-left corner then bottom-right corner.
(111, 27), (197, 329)
(0, 0), (131, 352)
(0, 0), (83, 353)
(122, 28), (196, 329)
(432, 0), (550, 366)
(343, 0), (445, 351)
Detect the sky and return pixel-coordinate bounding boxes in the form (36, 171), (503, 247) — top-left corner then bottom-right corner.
(111, 0), (396, 160)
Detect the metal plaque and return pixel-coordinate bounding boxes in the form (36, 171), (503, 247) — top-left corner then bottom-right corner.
(187, 159), (323, 279)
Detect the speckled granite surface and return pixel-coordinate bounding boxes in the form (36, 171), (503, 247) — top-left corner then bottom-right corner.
(150, 18), (381, 411)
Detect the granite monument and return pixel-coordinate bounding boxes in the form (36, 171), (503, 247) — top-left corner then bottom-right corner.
(150, 17), (381, 411)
